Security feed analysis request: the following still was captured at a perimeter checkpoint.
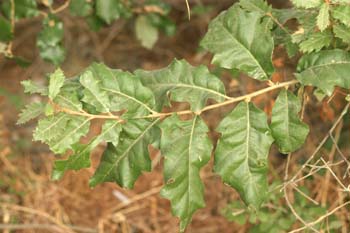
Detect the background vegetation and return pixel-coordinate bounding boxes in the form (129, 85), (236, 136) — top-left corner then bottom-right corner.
(0, 0), (349, 232)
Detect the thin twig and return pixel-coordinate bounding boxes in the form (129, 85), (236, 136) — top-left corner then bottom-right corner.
(55, 80), (299, 121)
(51, 0), (71, 14)
(0, 203), (76, 233)
(288, 102), (350, 184)
(288, 201), (350, 233)
(0, 224), (96, 233)
(185, 0), (191, 20)
(141, 80), (299, 119)
(283, 186), (319, 233)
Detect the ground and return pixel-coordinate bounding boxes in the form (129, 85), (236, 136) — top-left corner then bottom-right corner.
(0, 1), (349, 233)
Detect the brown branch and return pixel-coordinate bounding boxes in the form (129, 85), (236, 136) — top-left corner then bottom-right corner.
(51, 0), (71, 14)
(53, 80), (299, 122)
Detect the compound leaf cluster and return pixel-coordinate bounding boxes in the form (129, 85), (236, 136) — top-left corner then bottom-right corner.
(17, 0), (350, 231)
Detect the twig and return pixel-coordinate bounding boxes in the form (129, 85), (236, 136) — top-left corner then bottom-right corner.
(0, 224), (97, 233)
(142, 80), (299, 119)
(54, 80), (299, 122)
(288, 201), (350, 233)
(0, 203), (76, 233)
(185, 0), (191, 20)
(266, 12), (290, 35)
(51, 0), (71, 14)
(283, 186), (319, 233)
(320, 121), (343, 206)
(288, 102), (350, 184)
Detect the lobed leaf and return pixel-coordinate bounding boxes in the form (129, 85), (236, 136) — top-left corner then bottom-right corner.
(200, 4), (274, 80)
(317, 3), (330, 31)
(135, 59), (226, 112)
(21, 80), (48, 95)
(37, 15), (65, 65)
(86, 63), (156, 117)
(52, 120), (122, 180)
(271, 89), (309, 154)
(239, 0), (271, 15)
(89, 119), (160, 188)
(80, 70), (111, 113)
(48, 68), (65, 100)
(34, 113), (90, 154)
(296, 49), (350, 95)
(17, 102), (45, 125)
(214, 101), (274, 209)
(160, 115), (212, 231)
(54, 80), (83, 111)
(333, 23), (350, 43)
(332, 5), (350, 27)
(299, 30), (332, 53)
(291, 0), (322, 9)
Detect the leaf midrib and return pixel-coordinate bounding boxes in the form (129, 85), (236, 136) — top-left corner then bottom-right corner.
(216, 16), (268, 79)
(102, 87), (155, 113)
(146, 83), (229, 100)
(100, 119), (160, 183)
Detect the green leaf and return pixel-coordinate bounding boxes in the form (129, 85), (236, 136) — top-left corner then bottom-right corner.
(334, 23), (350, 43)
(296, 49), (350, 95)
(332, 5), (350, 27)
(135, 59), (226, 112)
(37, 15), (65, 65)
(69, 0), (92, 17)
(17, 102), (45, 125)
(34, 114), (90, 154)
(271, 89), (309, 153)
(0, 16), (12, 42)
(333, 0), (350, 3)
(48, 68), (65, 100)
(272, 8), (304, 24)
(317, 3), (330, 31)
(80, 70), (111, 113)
(86, 14), (105, 31)
(45, 103), (54, 116)
(146, 14), (176, 36)
(21, 80), (48, 95)
(1, 0), (38, 19)
(159, 115), (212, 231)
(135, 15), (159, 49)
(239, 0), (271, 15)
(291, 11), (318, 44)
(299, 30), (332, 53)
(291, 0), (322, 9)
(86, 63), (156, 117)
(55, 81), (83, 111)
(96, 0), (127, 24)
(214, 101), (274, 209)
(52, 120), (122, 180)
(89, 119), (160, 188)
(201, 4), (274, 80)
